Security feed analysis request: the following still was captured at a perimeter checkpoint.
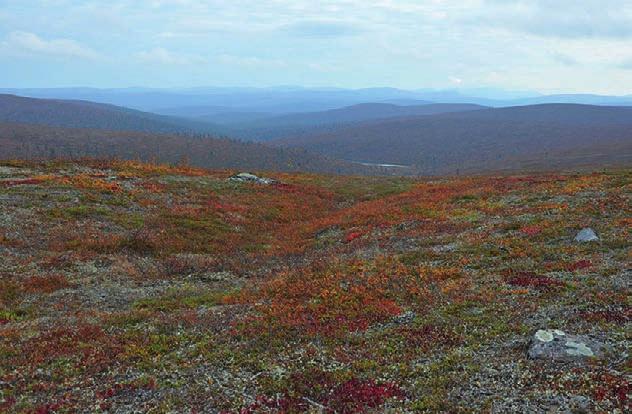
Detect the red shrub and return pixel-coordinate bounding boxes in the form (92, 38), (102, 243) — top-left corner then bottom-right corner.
(96, 378), (157, 400)
(0, 397), (16, 412)
(16, 323), (124, 372)
(23, 274), (71, 293)
(239, 373), (404, 414)
(326, 379), (405, 413)
(506, 272), (565, 290)
(28, 401), (67, 414)
(0, 178), (44, 187)
(544, 260), (593, 273)
(274, 183), (300, 193)
(593, 372), (630, 410)
(344, 232), (363, 243)
(207, 197), (246, 213)
(580, 308), (631, 324)
(520, 225), (542, 236)
(397, 325), (462, 351)
(567, 260), (592, 271)
(240, 395), (306, 414)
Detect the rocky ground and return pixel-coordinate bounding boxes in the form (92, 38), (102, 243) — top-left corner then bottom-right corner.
(0, 160), (629, 413)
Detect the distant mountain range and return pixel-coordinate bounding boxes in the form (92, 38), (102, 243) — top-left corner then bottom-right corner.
(3, 87), (632, 115)
(501, 94), (632, 107)
(273, 104), (632, 174)
(0, 87), (436, 113)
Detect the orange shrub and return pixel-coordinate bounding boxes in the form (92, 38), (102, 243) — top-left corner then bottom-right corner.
(58, 174), (122, 193)
(232, 259), (467, 338)
(23, 274), (71, 293)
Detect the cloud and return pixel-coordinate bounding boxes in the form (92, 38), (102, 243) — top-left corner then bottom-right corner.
(618, 58), (632, 70)
(551, 52), (579, 66)
(0, 31), (101, 60)
(307, 62), (338, 73)
(3, 1), (632, 93)
(217, 54), (287, 68)
(136, 47), (206, 65)
(479, 0), (632, 39)
(449, 76), (463, 85)
(281, 20), (363, 38)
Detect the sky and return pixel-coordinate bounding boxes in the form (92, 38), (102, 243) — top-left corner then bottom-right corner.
(1, 0), (632, 94)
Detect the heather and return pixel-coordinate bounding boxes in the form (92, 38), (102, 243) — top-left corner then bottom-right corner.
(0, 160), (629, 413)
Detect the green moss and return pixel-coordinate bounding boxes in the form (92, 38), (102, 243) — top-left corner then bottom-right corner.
(404, 206), (443, 219)
(0, 309), (22, 322)
(48, 204), (110, 219)
(451, 194), (479, 203)
(409, 349), (478, 412)
(133, 287), (227, 312)
(0, 281), (22, 308)
(450, 208), (483, 223)
(399, 249), (438, 266)
(113, 213), (146, 229)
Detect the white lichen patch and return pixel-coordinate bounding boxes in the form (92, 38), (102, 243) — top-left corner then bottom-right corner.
(565, 341), (594, 357)
(535, 330), (554, 342)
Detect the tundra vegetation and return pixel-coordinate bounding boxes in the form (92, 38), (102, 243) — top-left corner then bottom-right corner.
(0, 160), (629, 413)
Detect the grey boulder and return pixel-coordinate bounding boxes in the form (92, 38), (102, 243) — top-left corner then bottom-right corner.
(229, 172), (276, 185)
(528, 329), (604, 362)
(574, 228), (599, 242)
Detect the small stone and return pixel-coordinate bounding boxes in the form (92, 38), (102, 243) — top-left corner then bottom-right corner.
(574, 228), (599, 242)
(431, 242), (458, 253)
(393, 310), (416, 324)
(569, 395), (591, 413)
(199, 271), (234, 282)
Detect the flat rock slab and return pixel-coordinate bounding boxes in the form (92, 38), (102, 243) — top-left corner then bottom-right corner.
(528, 329), (605, 362)
(574, 228), (599, 242)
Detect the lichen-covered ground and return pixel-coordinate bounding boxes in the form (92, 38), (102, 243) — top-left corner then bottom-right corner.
(0, 160), (629, 413)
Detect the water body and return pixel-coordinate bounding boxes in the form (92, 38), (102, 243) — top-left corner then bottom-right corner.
(351, 161), (412, 169)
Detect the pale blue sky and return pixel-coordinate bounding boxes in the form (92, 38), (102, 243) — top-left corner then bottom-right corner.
(2, 0), (632, 94)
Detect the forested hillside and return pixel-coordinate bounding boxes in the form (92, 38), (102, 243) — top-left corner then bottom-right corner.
(0, 123), (381, 175)
(229, 103), (486, 141)
(275, 104), (632, 174)
(0, 94), (223, 135)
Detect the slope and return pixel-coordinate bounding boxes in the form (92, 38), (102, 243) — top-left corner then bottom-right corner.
(0, 94), (224, 135)
(274, 104), (632, 174)
(0, 122), (387, 175)
(229, 103), (486, 141)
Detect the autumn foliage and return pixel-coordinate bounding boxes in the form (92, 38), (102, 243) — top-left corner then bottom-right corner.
(0, 160), (629, 413)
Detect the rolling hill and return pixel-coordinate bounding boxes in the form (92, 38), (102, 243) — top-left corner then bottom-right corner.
(153, 105), (273, 125)
(506, 94), (632, 107)
(0, 94), (225, 136)
(0, 122), (387, 175)
(274, 104), (632, 174)
(227, 103), (486, 141)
